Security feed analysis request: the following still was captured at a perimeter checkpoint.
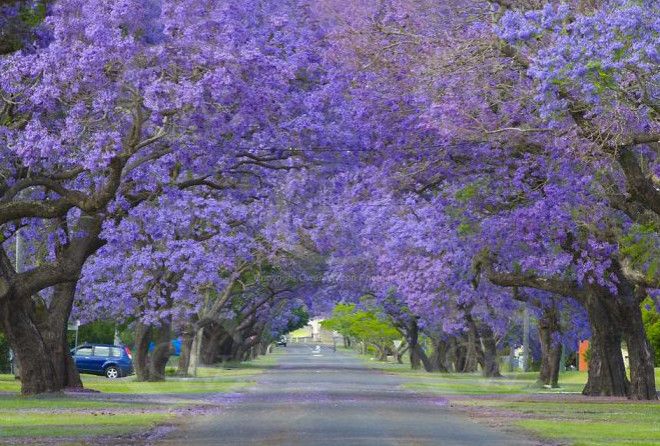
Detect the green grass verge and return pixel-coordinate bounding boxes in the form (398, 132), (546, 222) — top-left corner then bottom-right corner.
(0, 412), (171, 438)
(354, 349), (660, 395)
(0, 354), (275, 394)
(0, 396), (151, 410)
(0, 372), (252, 395)
(0, 352), (279, 442)
(81, 378), (253, 394)
(517, 419), (660, 446)
(351, 349), (660, 445)
(514, 401), (660, 446)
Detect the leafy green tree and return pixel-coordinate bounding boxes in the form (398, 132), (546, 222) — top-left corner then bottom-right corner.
(67, 321), (128, 348)
(642, 299), (660, 367)
(286, 307), (310, 334)
(0, 333), (10, 373)
(322, 303), (400, 359)
(322, 303), (358, 347)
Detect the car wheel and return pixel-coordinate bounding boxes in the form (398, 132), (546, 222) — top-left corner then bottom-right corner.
(105, 366), (120, 379)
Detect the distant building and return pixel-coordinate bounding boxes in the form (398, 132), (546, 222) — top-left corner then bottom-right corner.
(291, 318), (334, 343)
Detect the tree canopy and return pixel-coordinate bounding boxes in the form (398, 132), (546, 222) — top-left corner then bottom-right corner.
(0, 0), (657, 399)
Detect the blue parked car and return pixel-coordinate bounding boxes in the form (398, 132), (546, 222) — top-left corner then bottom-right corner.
(71, 344), (134, 379)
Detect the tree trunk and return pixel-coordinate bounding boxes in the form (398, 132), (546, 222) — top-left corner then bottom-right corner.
(462, 330), (479, 373)
(376, 344), (388, 361)
(39, 283), (83, 390)
(407, 319), (422, 370)
(428, 337), (450, 372)
(619, 287), (657, 400)
(537, 305), (561, 388)
(395, 342), (408, 364)
(0, 295), (59, 394)
(188, 327), (204, 376)
(453, 339), (467, 372)
(133, 322), (151, 382)
(177, 326), (194, 377)
(478, 324), (502, 378)
(148, 320), (172, 382)
(200, 324), (225, 364)
(582, 293), (630, 397)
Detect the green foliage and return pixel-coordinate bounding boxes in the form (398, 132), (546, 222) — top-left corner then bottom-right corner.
(642, 298), (660, 366)
(619, 223), (659, 283)
(582, 343), (591, 366)
(68, 320), (129, 347)
(0, 0), (49, 55)
(0, 333), (10, 373)
(350, 311), (399, 345)
(455, 183), (479, 202)
(320, 303), (358, 336)
(322, 303), (400, 353)
(457, 221), (478, 236)
(18, 1), (47, 27)
(286, 307), (310, 333)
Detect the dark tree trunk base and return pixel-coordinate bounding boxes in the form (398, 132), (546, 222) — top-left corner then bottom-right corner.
(619, 289), (657, 400)
(582, 293), (630, 397)
(1, 297), (61, 395)
(148, 320), (172, 382)
(537, 305), (562, 388)
(133, 322), (152, 382)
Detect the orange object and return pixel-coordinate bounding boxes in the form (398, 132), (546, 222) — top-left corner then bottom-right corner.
(578, 340), (590, 372)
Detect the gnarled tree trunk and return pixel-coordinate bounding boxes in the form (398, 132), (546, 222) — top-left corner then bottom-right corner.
(177, 326), (194, 377)
(0, 294), (59, 394)
(148, 320), (172, 382)
(476, 323), (501, 378)
(582, 292), (629, 397)
(465, 314), (500, 377)
(39, 283), (83, 390)
(537, 305), (562, 388)
(619, 286), (657, 400)
(462, 330), (480, 373)
(133, 322), (152, 382)
(395, 342), (408, 364)
(407, 320), (421, 370)
(188, 327), (204, 376)
(428, 336), (451, 372)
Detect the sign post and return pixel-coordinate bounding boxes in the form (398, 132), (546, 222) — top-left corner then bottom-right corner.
(67, 320), (81, 349)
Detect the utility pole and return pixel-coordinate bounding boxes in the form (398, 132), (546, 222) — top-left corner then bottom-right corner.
(523, 306), (530, 372)
(15, 222), (25, 274)
(11, 220), (26, 377)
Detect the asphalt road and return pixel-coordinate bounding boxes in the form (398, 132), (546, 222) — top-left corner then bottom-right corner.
(158, 344), (537, 446)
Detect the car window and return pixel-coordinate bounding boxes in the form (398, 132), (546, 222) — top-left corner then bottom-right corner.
(110, 347), (123, 357)
(75, 347), (92, 356)
(93, 346), (110, 357)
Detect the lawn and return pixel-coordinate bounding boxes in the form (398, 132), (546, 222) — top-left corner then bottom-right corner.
(0, 371), (253, 394)
(353, 349), (660, 445)
(452, 399), (660, 446)
(0, 355), (276, 394)
(0, 411), (172, 439)
(0, 353), (276, 443)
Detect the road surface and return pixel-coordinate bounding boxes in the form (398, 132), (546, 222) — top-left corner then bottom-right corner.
(158, 344), (537, 446)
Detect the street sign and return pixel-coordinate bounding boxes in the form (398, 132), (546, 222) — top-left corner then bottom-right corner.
(67, 320), (80, 331)
(67, 320), (81, 349)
